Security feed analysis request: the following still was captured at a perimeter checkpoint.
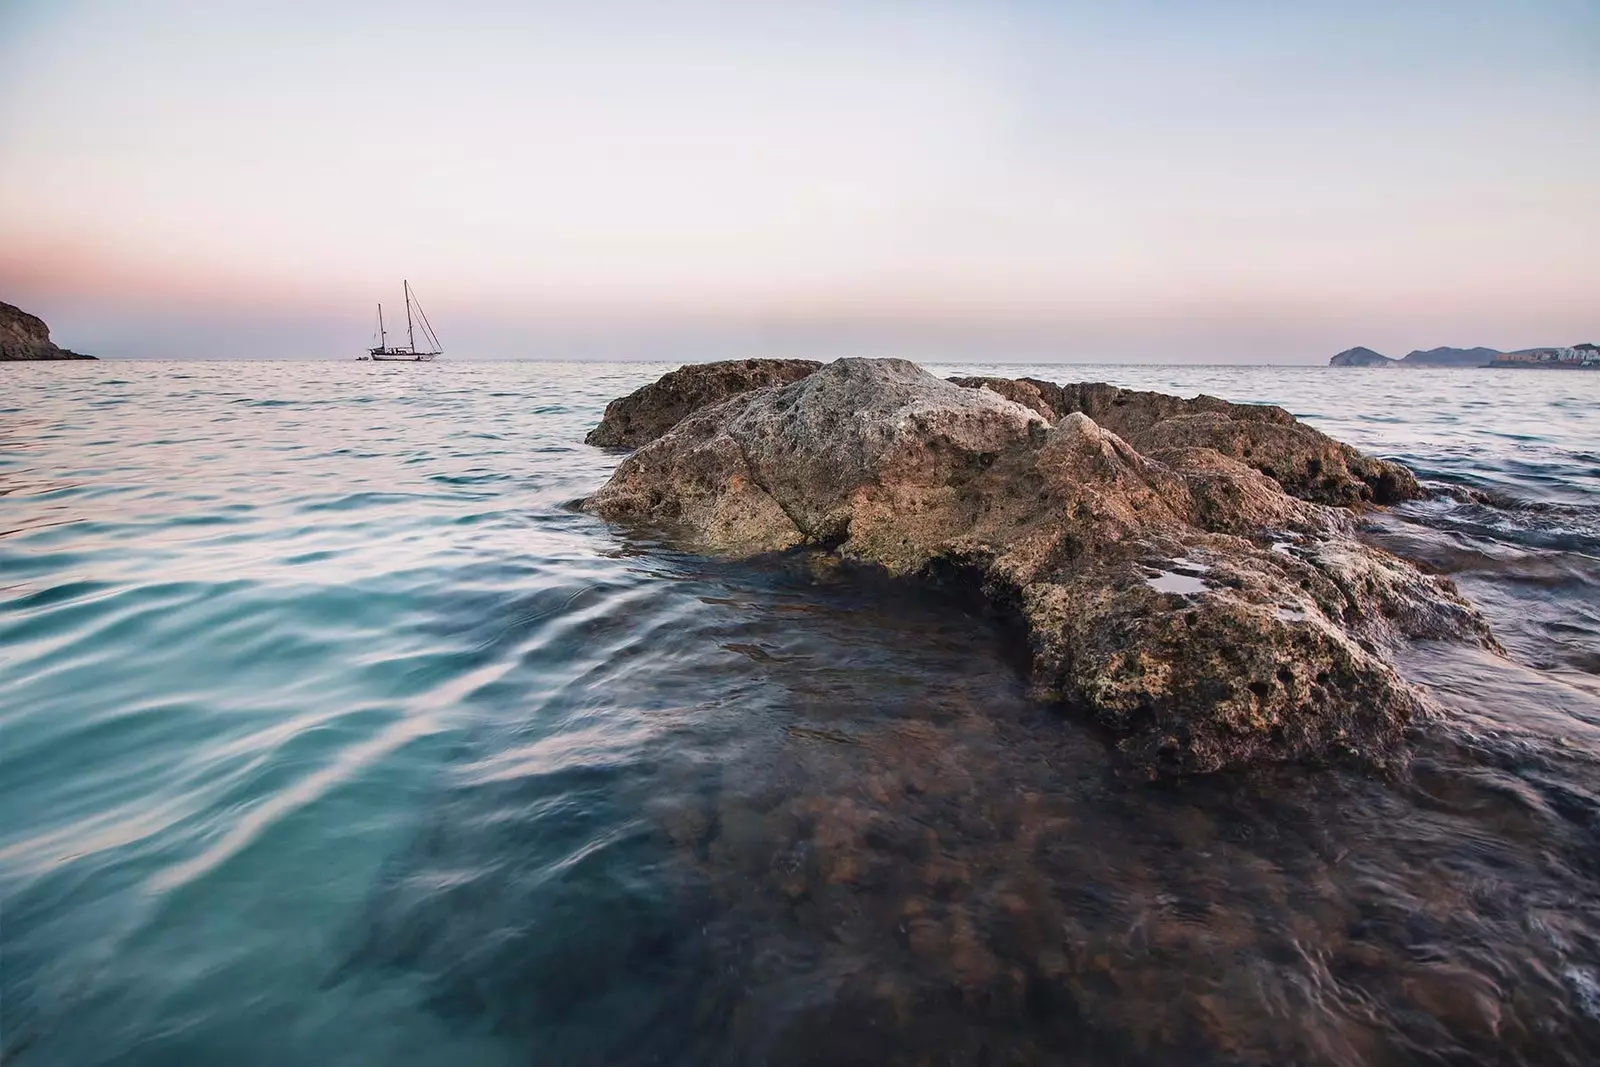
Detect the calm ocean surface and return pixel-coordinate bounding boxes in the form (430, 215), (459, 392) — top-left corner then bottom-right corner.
(2, 360), (1597, 1066)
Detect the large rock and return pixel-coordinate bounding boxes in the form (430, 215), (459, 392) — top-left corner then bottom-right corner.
(0, 300), (95, 361)
(584, 358), (1496, 777)
(585, 358), (820, 448)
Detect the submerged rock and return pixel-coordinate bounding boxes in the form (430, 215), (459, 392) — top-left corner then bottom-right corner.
(585, 358), (820, 448)
(584, 358), (1494, 777)
(0, 300), (96, 361)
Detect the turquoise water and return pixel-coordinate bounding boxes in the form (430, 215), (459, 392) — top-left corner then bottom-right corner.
(2, 360), (1598, 1065)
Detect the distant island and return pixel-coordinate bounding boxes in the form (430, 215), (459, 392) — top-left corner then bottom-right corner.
(1328, 346), (1394, 367)
(1331, 342), (1598, 369)
(1, 300), (96, 361)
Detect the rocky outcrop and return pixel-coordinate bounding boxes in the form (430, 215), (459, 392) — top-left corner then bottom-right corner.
(584, 358), (1495, 778)
(949, 377), (1422, 507)
(1330, 346), (1394, 367)
(0, 301), (95, 361)
(585, 358), (820, 447)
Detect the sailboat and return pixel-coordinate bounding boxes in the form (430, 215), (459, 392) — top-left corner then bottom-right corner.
(364, 280), (442, 361)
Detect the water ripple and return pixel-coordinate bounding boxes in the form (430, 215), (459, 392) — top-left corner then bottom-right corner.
(1, 359), (1597, 1065)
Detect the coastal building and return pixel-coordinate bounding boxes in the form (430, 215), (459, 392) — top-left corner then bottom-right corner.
(1492, 345), (1600, 369)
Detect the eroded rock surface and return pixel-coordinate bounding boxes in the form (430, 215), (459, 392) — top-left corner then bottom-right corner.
(585, 358), (820, 448)
(949, 376), (1420, 506)
(585, 358), (1494, 776)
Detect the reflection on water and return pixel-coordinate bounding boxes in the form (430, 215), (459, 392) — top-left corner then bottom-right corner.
(1, 360), (1597, 1065)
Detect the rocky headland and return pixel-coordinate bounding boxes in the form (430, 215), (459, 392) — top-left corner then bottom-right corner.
(0, 300), (96, 361)
(582, 358), (1498, 778)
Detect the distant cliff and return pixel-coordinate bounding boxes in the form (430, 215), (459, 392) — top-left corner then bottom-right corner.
(1, 301), (96, 361)
(1329, 346), (1395, 367)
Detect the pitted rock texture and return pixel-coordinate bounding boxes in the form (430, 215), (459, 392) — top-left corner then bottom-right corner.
(585, 358), (1494, 777)
(949, 377), (1420, 507)
(0, 300), (95, 361)
(585, 358), (820, 448)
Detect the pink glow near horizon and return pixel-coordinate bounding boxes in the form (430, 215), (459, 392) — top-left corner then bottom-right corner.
(1, 2), (1596, 362)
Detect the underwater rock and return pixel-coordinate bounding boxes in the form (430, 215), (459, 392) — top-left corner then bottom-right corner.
(585, 357), (820, 448)
(584, 358), (1494, 776)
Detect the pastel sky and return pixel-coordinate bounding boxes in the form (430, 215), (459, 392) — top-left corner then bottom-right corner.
(1, 1), (1596, 361)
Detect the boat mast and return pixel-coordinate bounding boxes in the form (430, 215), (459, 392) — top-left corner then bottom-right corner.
(404, 280), (416, 352)
(378, 303), (387, 349)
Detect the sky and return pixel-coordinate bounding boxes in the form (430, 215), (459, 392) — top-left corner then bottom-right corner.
(1, 0), (1596, 362)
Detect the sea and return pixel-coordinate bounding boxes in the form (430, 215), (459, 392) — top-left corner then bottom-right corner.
(2, 360), (1597, 1066)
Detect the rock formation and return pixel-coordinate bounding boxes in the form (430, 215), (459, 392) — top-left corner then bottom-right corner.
(0, 301), (95, 361)
(585, 358), (820, 447)
(947, 376), (1420, 507)
(582, 358), (1496, 778)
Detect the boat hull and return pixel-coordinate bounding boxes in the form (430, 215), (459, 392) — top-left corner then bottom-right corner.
(368, 352), (439, 362)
